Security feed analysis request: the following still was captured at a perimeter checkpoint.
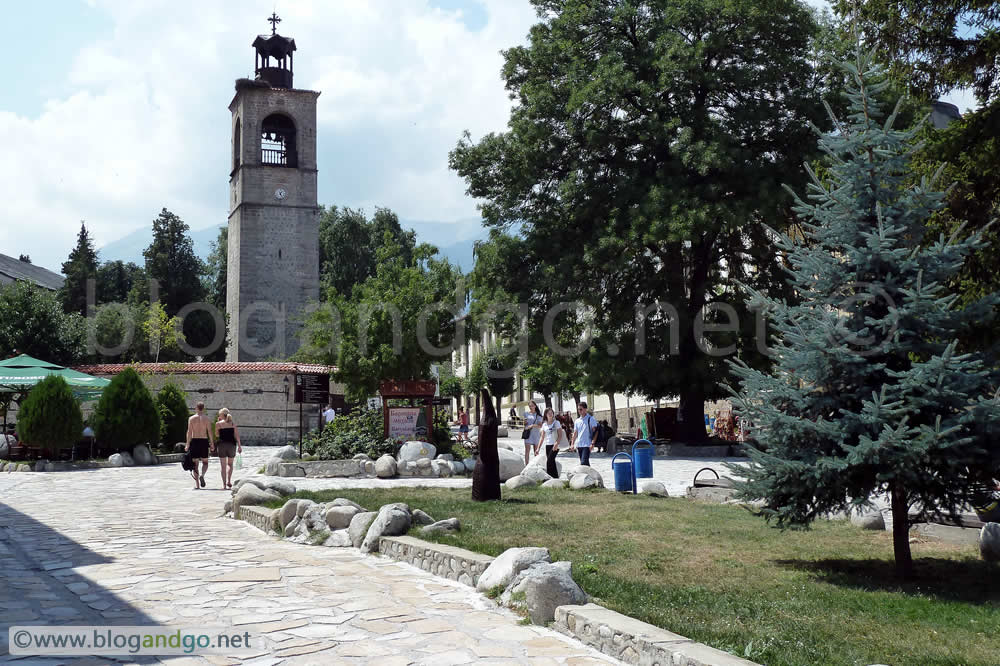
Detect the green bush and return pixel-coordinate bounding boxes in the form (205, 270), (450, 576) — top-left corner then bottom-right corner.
(17, 376), (83, 451)
(155, 382), (189, 445)
(302, 408), (398, 460)
(92, 367), (160, 450)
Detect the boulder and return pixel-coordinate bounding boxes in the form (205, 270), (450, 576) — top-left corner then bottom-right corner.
(332, 497), (366, 511)
(497, 448), (526, 481)
(521, 465), (552, 484)
(323, 530), (352, 547)
(173, 442), (186, 453)
(120, 451), (135, 466)
(0, 434), (13, 457)
(398, 441), (436, 462)
(360, 505), (412, 553)
(476, 547), (552, 592)
(264, 459), (282, 476)
(411, 509), (435, 526)
(569, 465), (603, 485)
(980, 522), (1000, 563)
(278, 499), (300, 530)
(851, 512), (886, 531)
(383, 502), (411, 514)
(505, 475), (538, 490)
(34, 459), (50, 472)
(510, 562), (588, 625)
(421, 518), (460, 536)
(448, 461), (466, 475)
(223, 499), (232, 514)
(364, 460), (375, 476)
(107, 453), (125, 467)
(352, 453), (372, 461)
(295, 500), (317, 518)
(263, 479), (296, 496)
(17, 464), (31, 472)
(526, 453), (561, 478)
(541, 478), (568, 489)
(348, 511), (379, 548)
(283, 516), (301, 538)
(232, 483), (280, 514)
(415, 457), (433, 470)
(302, 505), (327, 531)
(463, 457), (476, 473)
(132, 444), (156, 466)
(374, 454), (397, 478)
(638, 479), (668, 497)
(273, 445), (299, 460)
(436, 453), (455, 461)
(325, 505), (361, 530)
(569, 474), (598, 490)
(431, 459), (452, 477)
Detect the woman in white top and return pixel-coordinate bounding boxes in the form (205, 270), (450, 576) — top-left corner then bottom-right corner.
(539, 408), (563, 478)
(523, 400), (543, 465)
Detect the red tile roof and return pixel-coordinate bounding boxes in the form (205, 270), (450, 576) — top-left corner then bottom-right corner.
(74, 362), (334, 375)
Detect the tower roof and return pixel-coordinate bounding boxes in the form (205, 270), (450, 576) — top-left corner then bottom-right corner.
(252, 33), (296, 61)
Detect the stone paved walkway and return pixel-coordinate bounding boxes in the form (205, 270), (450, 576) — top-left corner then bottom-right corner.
(0, 448), (620, 665)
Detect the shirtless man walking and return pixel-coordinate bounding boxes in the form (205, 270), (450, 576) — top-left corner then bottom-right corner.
(185, 402), (215, 489)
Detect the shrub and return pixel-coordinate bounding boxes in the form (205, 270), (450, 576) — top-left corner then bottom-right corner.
(92, 367), (160, 450)
(302, 407), (398, 460)
(155, 382), (189, 445)
(17, 376), (83, 451)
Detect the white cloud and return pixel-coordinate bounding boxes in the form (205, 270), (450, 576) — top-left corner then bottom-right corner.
(1, 0), (537, 269)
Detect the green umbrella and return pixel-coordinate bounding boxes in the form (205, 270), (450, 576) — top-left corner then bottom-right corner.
(0, 354), (110, 400)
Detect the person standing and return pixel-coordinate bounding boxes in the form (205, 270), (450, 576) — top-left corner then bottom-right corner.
(457, 406), (471, 443)
(185, 402), (215, 489)
(571, 402), (598, 466)
(323, 404), (336, 426)
(539, 408), (562, 478)
(523, 400), (543, 465)
(215, 408), (242, 490)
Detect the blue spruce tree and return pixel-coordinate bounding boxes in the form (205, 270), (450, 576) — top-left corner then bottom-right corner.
(727, 52), (1000, 578)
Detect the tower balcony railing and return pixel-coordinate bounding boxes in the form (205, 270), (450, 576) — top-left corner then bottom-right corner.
(261, 148), (288, 166)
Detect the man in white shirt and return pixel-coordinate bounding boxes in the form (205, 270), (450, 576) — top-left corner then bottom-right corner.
(323, 405), (336, 427)
(571, 402), (598, 466)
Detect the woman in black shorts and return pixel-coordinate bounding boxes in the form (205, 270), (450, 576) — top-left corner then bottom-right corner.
(215, 408), (242, 490)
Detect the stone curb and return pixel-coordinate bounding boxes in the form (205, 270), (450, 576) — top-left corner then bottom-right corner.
(378, 535), (494, 587)
(554, 603), (761, 666)
(237, 505), (278, 534)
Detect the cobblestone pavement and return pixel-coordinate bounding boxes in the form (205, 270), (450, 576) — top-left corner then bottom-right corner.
(0, 448), (620, 665)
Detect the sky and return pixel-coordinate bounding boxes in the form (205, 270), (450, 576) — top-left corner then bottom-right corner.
(0, 0), (979, 271)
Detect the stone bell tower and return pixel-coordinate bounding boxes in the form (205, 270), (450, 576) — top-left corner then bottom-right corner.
(227, 13), (320, 361)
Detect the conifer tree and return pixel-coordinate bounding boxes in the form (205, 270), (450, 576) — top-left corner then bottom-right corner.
(61, 222), (99, 316)
(92, 367), (161, 451)
(727, 52), (1000, 579)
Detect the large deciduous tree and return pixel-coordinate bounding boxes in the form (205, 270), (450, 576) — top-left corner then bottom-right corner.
(319, 206), (418, 298)
(450, 0), (827, 441)
(727, 53), (1000, 579)
(0, 281), (86, 365)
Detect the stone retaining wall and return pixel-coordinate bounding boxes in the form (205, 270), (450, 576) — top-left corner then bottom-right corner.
(275, 460), (367, 478)
(379, 536), (494, 587)
(554, 603), (761, 666)
(155, 453), (185, 464)
(237, 505), (278, 534)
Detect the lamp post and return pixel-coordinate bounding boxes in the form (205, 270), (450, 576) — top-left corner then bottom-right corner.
(282, 376), (289, 447)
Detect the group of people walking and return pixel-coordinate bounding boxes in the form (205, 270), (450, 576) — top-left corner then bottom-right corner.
(522, 400), (599, 475)
(185, 402), (242, 490)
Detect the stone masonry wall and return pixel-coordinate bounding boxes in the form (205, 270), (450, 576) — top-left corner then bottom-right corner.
(379, 536), (494, 587)
(238, 505), (278, 534)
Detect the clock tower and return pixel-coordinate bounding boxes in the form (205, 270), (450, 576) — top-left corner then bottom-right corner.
(227, 14), (320, 361)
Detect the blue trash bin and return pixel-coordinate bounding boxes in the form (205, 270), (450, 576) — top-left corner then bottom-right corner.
(632, 439), (654, 479)
(611, 453), (634, 493)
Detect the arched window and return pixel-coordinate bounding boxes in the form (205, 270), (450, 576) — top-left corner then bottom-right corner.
(261, 114), (297, 167)
(233, 118), (241, 171)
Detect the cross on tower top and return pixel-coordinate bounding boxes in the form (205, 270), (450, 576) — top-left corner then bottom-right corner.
(267, 12), (281, 35)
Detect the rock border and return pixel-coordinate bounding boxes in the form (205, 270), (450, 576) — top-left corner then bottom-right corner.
(236, 505), (278, 534)
(379, 535), (494, 586)
(555, 603), (760, 666)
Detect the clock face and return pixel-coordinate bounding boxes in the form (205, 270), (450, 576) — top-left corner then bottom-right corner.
(274, 187), (288, 200)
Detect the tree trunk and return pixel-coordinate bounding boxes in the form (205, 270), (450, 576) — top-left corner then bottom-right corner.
(607, 393), (618, 432)
(571, 390), (581, 408)
(472, 389), (501, 501)
(543, 393), (552, 409)
(474, 391), (481, 427)
(676, 386), (707, 443)
(495, 395), (502, 422)
(890, 481), (914, 579)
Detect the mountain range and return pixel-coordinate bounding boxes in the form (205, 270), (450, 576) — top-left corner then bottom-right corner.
(99, 218), (487, 273)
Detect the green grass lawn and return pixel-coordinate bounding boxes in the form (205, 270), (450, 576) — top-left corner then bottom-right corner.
(270, 486), (999, 666)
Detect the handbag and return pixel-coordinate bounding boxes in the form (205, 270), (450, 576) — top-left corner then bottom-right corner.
(521, 428), (532, 440)
(181, 450), (194, 471)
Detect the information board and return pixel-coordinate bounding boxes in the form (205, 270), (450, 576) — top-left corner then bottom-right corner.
(388, 407), (421, 439)
(294, 373), (330, 404)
